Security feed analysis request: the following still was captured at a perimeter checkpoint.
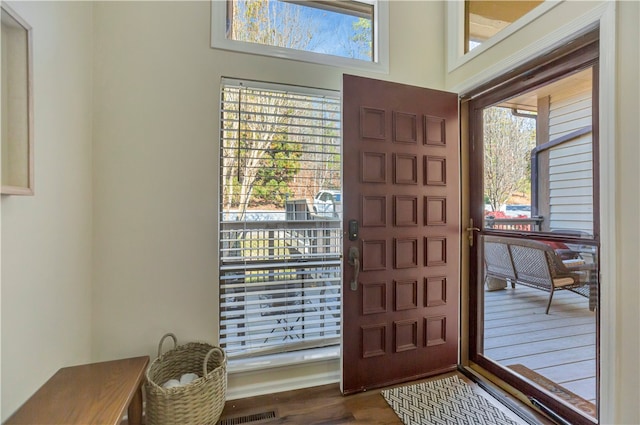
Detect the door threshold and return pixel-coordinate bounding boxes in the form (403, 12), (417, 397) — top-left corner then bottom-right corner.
(458, 365), (555, 425)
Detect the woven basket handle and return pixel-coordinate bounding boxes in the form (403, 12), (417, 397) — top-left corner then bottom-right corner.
(203, 347), (226, 376)
(157, 333), (178, 357)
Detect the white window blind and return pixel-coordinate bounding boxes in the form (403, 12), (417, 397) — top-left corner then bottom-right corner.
(219, 78), (342, 359)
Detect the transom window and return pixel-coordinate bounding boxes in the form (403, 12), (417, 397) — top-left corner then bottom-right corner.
(465, 0), (543, 52)
(211, 0), (389, 72)
(446, 1), (560, 72)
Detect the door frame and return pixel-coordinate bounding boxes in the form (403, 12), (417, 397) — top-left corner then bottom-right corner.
(463, 32), (602, 425)
(457, 4), (617, 421)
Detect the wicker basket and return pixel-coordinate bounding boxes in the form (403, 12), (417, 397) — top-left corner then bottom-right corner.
(145, 333), (227, 425)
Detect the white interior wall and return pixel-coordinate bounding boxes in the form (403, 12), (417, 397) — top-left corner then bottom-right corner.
(90, 0), (446, 394)
(0, 1), (94, 419)
(0, 1), (638, 423)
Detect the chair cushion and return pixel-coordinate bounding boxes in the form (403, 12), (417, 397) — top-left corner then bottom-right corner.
(542, 241), (580, 260)
(552, 277), (577, 287)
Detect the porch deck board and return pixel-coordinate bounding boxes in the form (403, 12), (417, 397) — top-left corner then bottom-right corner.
(485, 303), (588, 323)
(562, 378), (596, 402)
(483, 285), (596, 406)
(485, 333), (595, 360)
(499, 345), (595, 370)
(536, 359), (596, 382)
(485, 322), (594, 346)
(484, 315), (593, 338)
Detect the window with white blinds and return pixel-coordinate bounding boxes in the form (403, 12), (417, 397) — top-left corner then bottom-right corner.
(219, 78), (342, 359)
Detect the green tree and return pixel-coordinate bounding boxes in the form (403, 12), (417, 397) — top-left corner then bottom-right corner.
(351, 17), (372, 60)
(252, 136), (302, 207)
(231, 0), (313, 51)
(222, 90), (295, 219)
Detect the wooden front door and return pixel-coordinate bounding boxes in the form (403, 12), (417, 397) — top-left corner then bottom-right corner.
(341, 75), (460, 394)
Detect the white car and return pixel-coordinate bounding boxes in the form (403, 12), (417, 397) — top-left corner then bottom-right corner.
(313, 190), (341, 217)
(504, 205), (531, 217)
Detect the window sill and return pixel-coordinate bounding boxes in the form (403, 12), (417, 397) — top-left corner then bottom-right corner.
(227, 346), (340, 374)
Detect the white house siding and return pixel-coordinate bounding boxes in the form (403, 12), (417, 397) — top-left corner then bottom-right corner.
(548, 88), (593, 234)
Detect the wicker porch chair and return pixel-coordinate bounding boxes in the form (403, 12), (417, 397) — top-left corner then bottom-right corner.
(483, 237), (517, 289)
(484, 235), (588, 314)
(509, 238), (587, 314)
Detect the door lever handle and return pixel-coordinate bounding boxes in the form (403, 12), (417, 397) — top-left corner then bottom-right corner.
(348, 246), (360, 291)
(466, 226), (480, 246)
(466, 218), (480, 247)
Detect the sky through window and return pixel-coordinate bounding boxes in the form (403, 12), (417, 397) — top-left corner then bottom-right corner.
(231, 0), (373, 62)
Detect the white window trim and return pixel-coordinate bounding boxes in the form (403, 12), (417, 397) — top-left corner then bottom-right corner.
(449, 2), (610, 96)
(446, 0), (562, 73)
(225, 347), (340, 400)
(227, 346), (340, 374)
(210, 0), (389, 73)
(219, 77), (343, 359)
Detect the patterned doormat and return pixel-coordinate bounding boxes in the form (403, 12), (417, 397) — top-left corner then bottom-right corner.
(508, 364), (596, 418)
(382, 375), (520, 425)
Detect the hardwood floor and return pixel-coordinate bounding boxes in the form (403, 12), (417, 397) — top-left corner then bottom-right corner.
(218, 372), (552, 425)
(121, 371), (555, 425)
(483, 284), (597, 404)
(220, 382), (402, 425)
(125, 284), (596, 425)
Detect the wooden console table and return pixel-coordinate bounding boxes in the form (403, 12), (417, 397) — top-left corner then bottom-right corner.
(5, 356), (149, 425)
